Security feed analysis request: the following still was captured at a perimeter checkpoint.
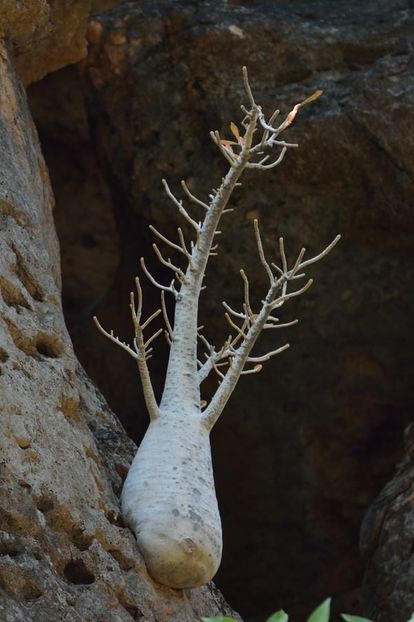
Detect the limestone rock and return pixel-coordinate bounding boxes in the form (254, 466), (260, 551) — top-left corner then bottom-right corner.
(0, 0), (124, 85)
(0, 39), (238, 622)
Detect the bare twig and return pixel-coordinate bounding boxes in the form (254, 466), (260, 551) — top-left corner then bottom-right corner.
(240, 269), (254, 318)
(141, 308), (162, 330)
(177, 227), (191, 258)
(241, 364), (263, 375)
(181, 180), (209, 211)
(149, 224), (185, 255)
(93, 316), (137, 360)
(162, 179), (201, 233)
(247, 343), (290, 363)
(247, 146), (288, 170)
(298, 235), (341, 269)
(161, 290), (174, 341)
(254, 219), (274, 284)
(152, 243), (187, 283)
(140, 257), (177, 295)
(210, 130), (237, 165)
(242, 66), (256, 109)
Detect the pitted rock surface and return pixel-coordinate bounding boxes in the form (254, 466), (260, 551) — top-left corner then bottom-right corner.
(0, 37), (239, 622)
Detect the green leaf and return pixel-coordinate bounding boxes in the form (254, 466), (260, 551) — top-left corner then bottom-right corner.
(341, 616), (373, 622)
(201, 618), (238, 622)
(266, 610), (289, 622)
(307, 598), (331, 622)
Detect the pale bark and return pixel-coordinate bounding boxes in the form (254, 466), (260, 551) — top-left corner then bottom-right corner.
(96, 68), (339, 588)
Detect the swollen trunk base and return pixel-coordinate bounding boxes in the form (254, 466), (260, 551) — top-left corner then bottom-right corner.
(121, 414), (222, 588)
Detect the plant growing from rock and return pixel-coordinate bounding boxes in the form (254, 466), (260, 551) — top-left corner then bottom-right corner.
(94, 68), (340, 589)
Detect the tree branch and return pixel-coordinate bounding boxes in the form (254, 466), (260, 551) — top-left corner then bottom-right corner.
(162, 178), (201, 233)
(181, 180), (209, 211)
(210, 130), (237, 165)
(140, 257), (177, 295)
(94, 276), (160, 420)
(96, 67), (339, 432)
(93, 316), (137, 360)
(149, 224), (185, 255)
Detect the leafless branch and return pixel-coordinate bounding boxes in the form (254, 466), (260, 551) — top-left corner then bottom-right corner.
(242, 65), (256, 109)
(279, 237), (288, 273)
(141, 308), (162, 330)
(93, 316), (137, 360)
(161, 290), (173, 341)
(162, 179), (201, 233)
(140, 257), (177, 295)
(240, 269), (254, 319)
(241, 364), (263, 375)
(247, 146), (288, 170)
(210, 130), (237, 165)
(177, 227), (191, 258)
(254, 219), (274, 284)
(298, 234), (341, 269)
(152, 243), (187, 283)
(144, 328), (163, 349)
(222, 300), (246, 320)
(181, 180), (209, 211)
(247, 343), (290, 363)
(264, 318), (299, 329)
(149, 224), (185, 255)
(224, 312), (248, 339)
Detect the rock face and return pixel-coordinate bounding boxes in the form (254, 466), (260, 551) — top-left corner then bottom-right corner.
(0, 0), (124, 85)
(360, 423), (414, 621)
(0, 0), (90, 85)
(31, 1), (412, 619)
(0, 29), (238, 622)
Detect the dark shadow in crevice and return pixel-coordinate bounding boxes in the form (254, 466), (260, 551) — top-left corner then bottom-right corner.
(27, 55), (414, 622)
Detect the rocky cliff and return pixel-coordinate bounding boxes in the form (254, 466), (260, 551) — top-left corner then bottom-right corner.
(0, 4), (237, 622)
(1, 1), (414, 621)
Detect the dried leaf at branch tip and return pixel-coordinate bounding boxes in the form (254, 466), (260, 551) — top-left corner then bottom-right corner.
(299, 89), (323, 107)
(230, 122), (240, 141)
(286, 90), (323, 127)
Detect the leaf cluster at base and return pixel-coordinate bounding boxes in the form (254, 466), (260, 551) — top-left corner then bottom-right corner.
(201, 598), (375, 622)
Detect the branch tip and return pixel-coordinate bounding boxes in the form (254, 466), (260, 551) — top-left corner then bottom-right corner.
(242, 65), (256, 109)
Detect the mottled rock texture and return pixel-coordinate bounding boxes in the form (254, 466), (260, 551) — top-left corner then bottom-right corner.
(360, 423), (414, 622)
(0, 36), (238, 622)
(0, 0), (90, 84)
(0, 0), (123, 85)
(26, 1), (413, 620)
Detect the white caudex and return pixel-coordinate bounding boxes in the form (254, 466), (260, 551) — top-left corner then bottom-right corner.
(94, 68), (340, 589)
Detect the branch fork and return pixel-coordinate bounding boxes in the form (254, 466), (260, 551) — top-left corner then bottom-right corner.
(94, 66), (339, 431)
